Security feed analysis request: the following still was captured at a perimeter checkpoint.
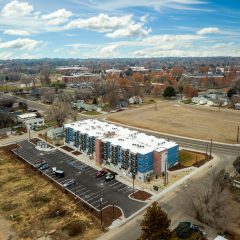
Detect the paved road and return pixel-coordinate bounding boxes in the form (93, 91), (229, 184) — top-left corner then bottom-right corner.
(106, 120), (240, 155)
(99, 152), (238, 240)
(13, 95), (50, 113)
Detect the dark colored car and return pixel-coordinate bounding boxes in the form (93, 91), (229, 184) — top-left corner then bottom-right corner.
(52, 167), (65, 178)
(39, 163), (49, 171)
(34, 161), (46, 168)
(96, 169), (108, 178)
(105, 173), (115, 181)
(63, 179), (76, 188)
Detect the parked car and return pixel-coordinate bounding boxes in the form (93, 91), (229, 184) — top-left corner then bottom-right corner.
(63, 179), (76, 188)
(96, 169), (108, 178)
(39, 163), (49, 171)
(34, 160), (46, 168)
(52, 167), (65, 178)
(105, 173), (115, 181)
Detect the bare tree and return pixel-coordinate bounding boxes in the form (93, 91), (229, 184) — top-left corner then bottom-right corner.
(47, 99), (77, 127)
(186, 169), (232, 233)
(57, 93), (73, 103)
(74, 89), (92, 101)
(40, 68), (51, 86)
(40, 88), (55, 104)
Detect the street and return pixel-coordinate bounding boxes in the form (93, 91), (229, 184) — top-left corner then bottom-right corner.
(98, 152), (238, 240)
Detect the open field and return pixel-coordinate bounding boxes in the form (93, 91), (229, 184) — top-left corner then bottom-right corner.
(0, 146), (103, 240)
(108, 101), (240, 144)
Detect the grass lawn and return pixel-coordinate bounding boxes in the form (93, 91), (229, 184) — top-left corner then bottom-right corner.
(179, 150), (206, 167)
(82, 111), (102, 116)
(181, 99), (192, 104)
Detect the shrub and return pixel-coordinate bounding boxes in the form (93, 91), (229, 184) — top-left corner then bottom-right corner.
(62, 220), (88, 237)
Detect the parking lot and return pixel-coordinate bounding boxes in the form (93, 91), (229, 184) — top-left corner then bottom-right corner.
(12, 140), (146, 218)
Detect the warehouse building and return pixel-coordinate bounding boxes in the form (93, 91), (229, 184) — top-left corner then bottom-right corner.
(64, 120), (179, 181)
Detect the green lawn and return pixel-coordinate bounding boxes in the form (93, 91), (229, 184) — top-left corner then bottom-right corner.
(82, 111), (102, 116)
(179, 150), (206, 167)
(181, 99), (192, 104)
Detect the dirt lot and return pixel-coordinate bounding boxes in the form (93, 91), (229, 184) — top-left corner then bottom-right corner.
(108, 101), (240, 143)
(0, 147), (103, 240)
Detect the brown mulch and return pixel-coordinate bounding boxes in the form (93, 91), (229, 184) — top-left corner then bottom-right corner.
(130, 190), (152, 201)
(72, 151), (81, 156)
(0, 144), (19, 152)
(29, 138), (39, 145)
(61, 146), (74, 152)
(101, 205), (122, 227)
(169, 156), (212, 171)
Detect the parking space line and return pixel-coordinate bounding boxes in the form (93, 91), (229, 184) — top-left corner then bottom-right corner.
(122, 188), (132, 194)
(112, 182), (125, 189)
(78, 189), (91, 196)
(105, 181), (120, 188)
(69, 185), (83, 191)
(101, 201), (109, 207)
(90, 198), (101, 206)
(87, 194), (101, 202)
(117, 185), (128, 192)
(75, 187), (87, 194)
(85, 169), (96, 174)
(57, 178), (70, 183)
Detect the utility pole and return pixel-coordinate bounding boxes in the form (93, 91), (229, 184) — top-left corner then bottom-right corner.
(112, 203), (115, 222)
(210, 138), (213, 157)
(237, 126), (239, 144)
(16, 141), (19, 158)
(164, 159), (168, 186)
(132, 173), (135, 198)
(206, 143), (209, 159)
(99, 195), (103, 229)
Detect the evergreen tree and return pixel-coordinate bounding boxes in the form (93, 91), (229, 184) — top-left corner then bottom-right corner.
(163, 86), (176, 97)
(139, 202), (171, 240)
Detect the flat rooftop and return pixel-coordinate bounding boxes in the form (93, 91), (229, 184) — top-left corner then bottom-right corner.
(64, 120), (178, 154)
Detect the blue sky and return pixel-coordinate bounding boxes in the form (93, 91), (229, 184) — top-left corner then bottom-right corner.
(0, 0), (239, 59)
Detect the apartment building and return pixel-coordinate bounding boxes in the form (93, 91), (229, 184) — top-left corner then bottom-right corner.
(64, 120), (179, 181)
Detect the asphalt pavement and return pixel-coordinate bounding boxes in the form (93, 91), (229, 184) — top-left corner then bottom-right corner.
(12, 140), (145, 218)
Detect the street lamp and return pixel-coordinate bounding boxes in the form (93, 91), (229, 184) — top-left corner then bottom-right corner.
(112, 203), (115, 222)
(16, 141), (19, 159)
(164, 151), (168, 187)
(132, 172), (135, 198)
(99, 195), (103, 228)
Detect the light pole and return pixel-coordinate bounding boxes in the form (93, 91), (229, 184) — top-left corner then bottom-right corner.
(237, 126), (239, 144)
(99, 195), (103, 228)
(112, 203), (115, 222)
(132, 172), (135, 198)
(210, 138), (213, 157)
(16, 141), (19, 158)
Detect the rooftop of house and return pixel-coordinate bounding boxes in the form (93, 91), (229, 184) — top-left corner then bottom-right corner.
(24, 118), (44, 124)
(64, 119), (178, 155)
(17, 113), (37, 119)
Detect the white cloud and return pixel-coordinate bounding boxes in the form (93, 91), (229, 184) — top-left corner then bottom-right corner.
(106, 23), (151, 38)
(72, 0), (208, 12)
(1, 0), (34, 17)
(211, 42), (234, 49)
(66, 13), (151, 38)
(0, 52), (12, 60)
(42, 8), (72, 26)
(197, 27), (220, 35)
(140, 14), (148, 23)
(99, 44), (120, 58)
(0, 38), (41, 50)
(66, 14), (132, 32)
(3, 29), (30, 36)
